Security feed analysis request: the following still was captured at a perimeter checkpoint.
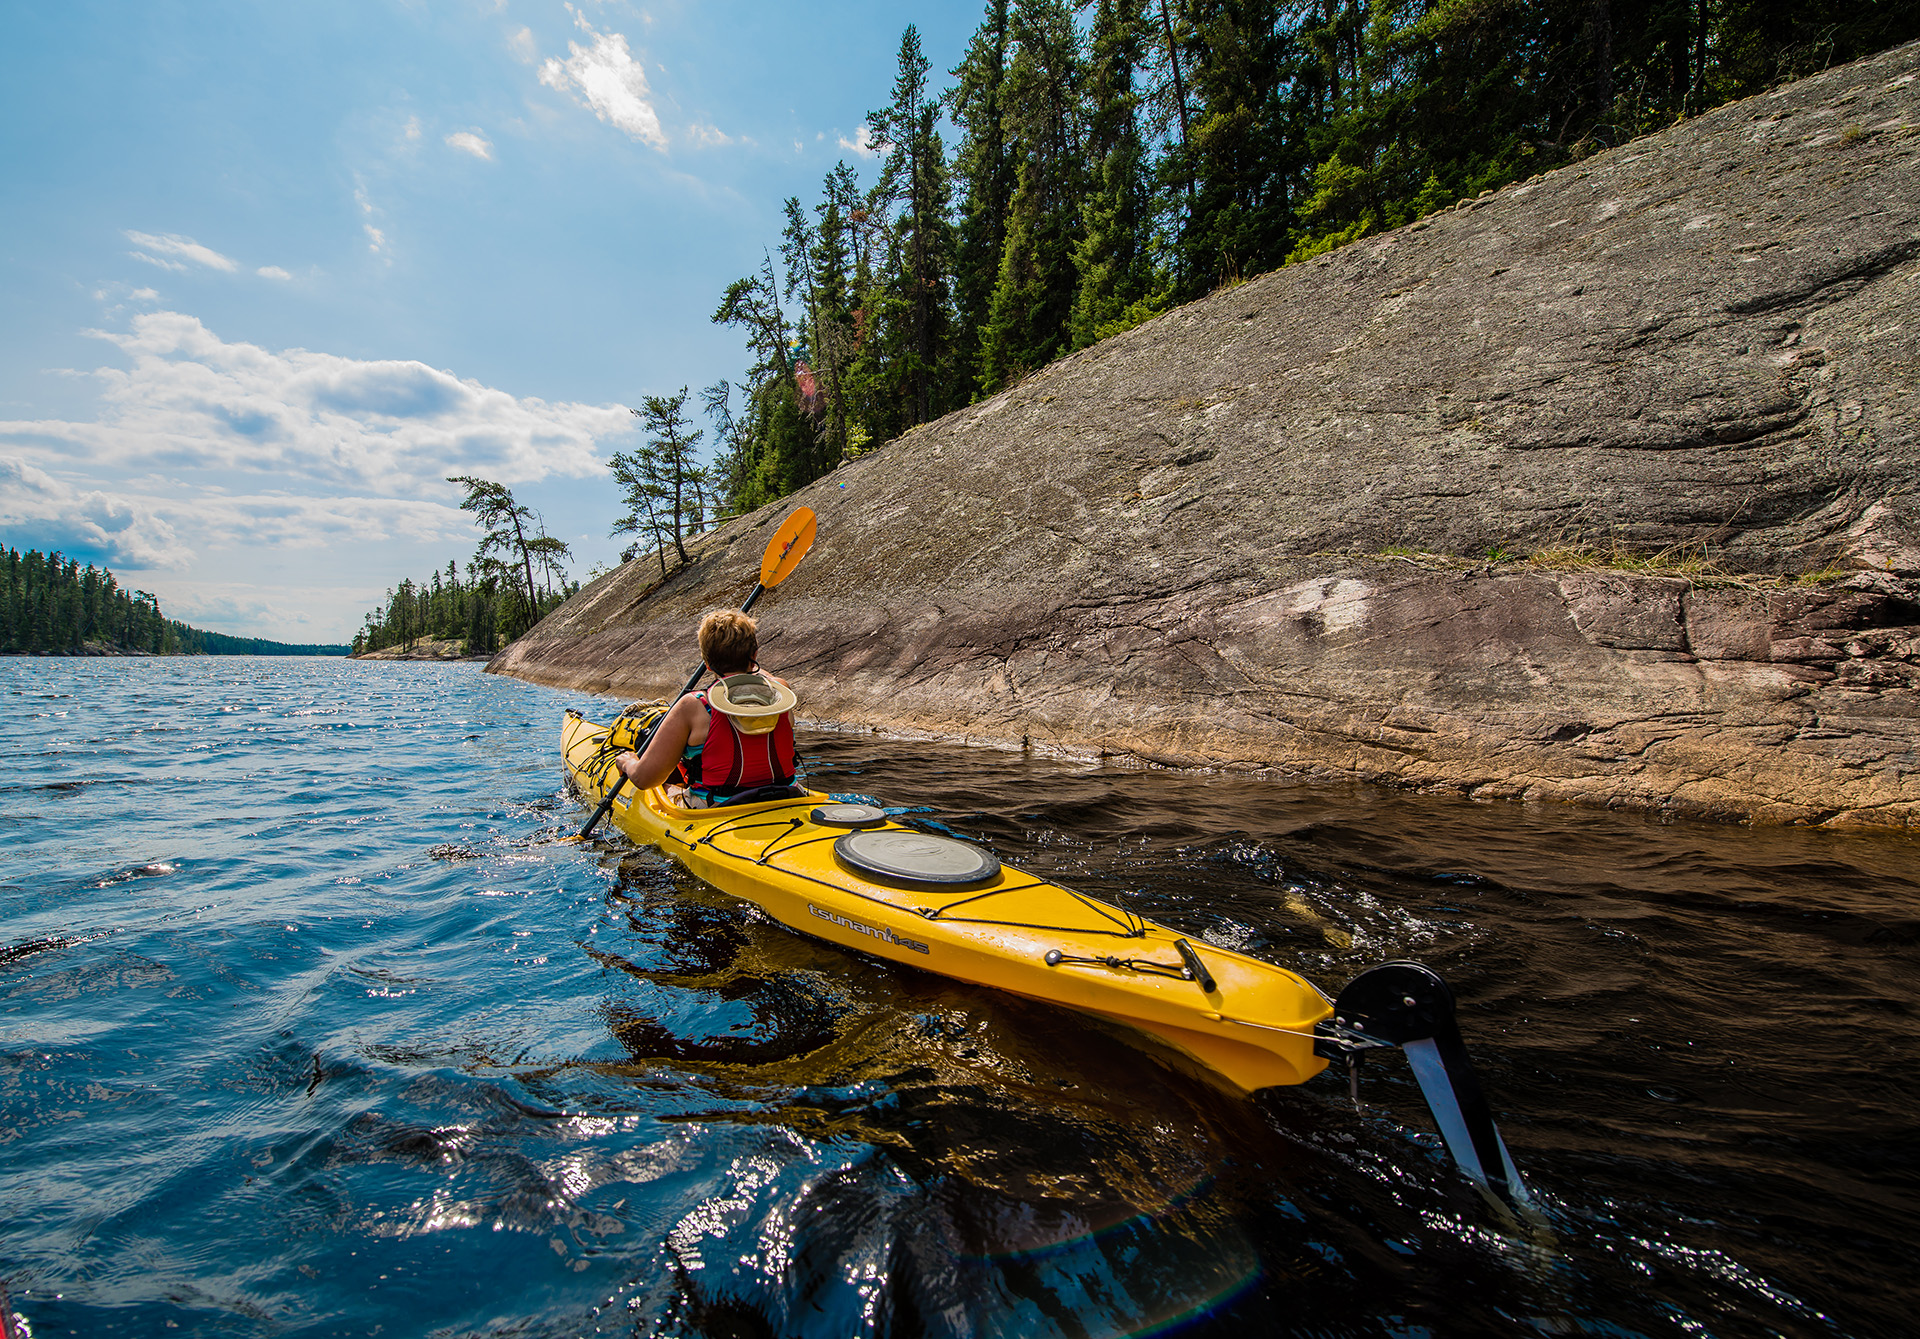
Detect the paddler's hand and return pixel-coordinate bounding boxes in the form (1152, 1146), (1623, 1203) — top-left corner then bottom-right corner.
(614, 750), (642, 782)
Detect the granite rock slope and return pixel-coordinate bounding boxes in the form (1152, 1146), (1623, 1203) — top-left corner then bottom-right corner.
(496, 42), (1920, 829)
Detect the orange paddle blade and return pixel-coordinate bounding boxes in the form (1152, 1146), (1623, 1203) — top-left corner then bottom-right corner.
(760, 506), (817, 587)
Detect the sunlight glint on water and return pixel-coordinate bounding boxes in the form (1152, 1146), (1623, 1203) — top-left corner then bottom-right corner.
(1, 656), (1915, 1337)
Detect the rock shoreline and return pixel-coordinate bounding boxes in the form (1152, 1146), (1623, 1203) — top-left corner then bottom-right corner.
(2, 644), (159, 657)
(492, 41), (1920, 831)
(352, 639), (489, 662)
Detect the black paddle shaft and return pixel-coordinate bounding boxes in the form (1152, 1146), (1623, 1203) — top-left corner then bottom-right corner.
(574, 580), (766, 841)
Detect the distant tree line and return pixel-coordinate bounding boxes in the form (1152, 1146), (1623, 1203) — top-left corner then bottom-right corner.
(182, 628), (349, 655)
(697, 0), (1918, 517)
(3, 546), (177, 654)
(347, 559), (572, 657)
(351, 476), (577, 655)
(1, 547), (347, 656)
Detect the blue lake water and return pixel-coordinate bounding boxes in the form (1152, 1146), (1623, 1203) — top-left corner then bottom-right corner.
(2, 655), (1917, 1337)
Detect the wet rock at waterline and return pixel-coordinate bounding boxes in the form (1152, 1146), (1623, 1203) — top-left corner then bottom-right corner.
(352, 637), (489, 662)
(494, 42), (1920, 830)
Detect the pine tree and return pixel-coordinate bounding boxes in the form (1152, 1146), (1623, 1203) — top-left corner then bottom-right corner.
(947, 0), (1017, 397)
(1174, 0), (1296, 291)
(609, 388), (708, 574)
(867, 25), (958, 425)
(1071, 0), (1162, 346)
(782, 191), (857, 474)
(713, 253), (820, 510)
(978, 0), (1086, 391)
(809, 183), (860, 463)
(446, 475), (568, 639)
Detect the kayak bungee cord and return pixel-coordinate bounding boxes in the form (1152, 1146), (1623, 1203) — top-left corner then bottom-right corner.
(1041, 949), (1195, 981)
(700, 822), (1154, 938)
(695, 811), (1157, 939)
(918, 884), (1146, 934)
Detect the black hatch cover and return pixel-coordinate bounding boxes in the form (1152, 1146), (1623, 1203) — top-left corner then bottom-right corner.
(833, 830), (1000, 886)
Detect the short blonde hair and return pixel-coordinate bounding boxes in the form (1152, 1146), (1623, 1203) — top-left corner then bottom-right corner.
(698, 609), (759, 674)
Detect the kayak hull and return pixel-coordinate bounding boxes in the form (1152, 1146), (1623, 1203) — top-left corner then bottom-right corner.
(564, 711), (1332, 1093)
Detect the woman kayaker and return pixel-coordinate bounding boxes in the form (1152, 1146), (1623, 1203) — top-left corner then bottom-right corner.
(612, 609), (800, 807)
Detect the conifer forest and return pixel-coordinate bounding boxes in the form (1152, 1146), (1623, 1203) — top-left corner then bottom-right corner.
(1, 547), (347, 656)
(345, 560), (577, 658)
(700, 0), (1917, 516)
(349, 477), (579, 655)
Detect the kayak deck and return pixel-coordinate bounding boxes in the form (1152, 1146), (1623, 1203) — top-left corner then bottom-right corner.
(564, 710), (1333, 1093)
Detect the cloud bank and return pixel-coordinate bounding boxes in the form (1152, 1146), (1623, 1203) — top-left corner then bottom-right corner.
(0, 455), (187, 568)
(8, 311), (622, 492)
(0, 312), (630, 572)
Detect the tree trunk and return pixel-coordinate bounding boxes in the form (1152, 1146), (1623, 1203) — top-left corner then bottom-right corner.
(509, 511), (537, 624)
(1158, 0), (1194, 200)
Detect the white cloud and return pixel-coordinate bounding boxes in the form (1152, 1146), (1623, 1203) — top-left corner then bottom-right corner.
(686, 122), (730, 148)
(5, 308), (645, 638)
(92, 283), (162, 306)
(446, 130), (494, 160)
(0, 452), (479, 583)
(161, 575), (450, 639)
(0, 312), (627, 500)
(156, 584), (322, 635)
(124, 231), (240, 273)
(537, 10), (666, 149)
(0, 454), (189, 569)
(404, 115), (422, 141)
(507, 26), (536, 63)
(351, 184), (388, 254)
(838, 126), (880, 158)
(162, 493), (475, 555)
(257, 266), (292, 281)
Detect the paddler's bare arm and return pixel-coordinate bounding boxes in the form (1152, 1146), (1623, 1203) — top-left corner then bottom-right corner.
(614, 693), (705, 791)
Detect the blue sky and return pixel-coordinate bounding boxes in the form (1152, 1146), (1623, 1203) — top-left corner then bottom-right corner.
(2, 0), (978, 642)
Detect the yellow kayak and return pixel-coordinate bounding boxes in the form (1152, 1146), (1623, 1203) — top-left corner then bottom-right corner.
(563, 708), (1332, 1093)
(557, 502), (1528, 1203)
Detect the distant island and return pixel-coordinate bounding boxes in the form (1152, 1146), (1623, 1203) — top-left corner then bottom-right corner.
(2, 546), (348, 656)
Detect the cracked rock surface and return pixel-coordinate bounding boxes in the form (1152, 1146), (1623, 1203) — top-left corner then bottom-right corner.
(496, 42), (1920, 830)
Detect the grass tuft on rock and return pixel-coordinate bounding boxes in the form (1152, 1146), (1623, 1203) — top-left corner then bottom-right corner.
(1359, 539), (1865, 589)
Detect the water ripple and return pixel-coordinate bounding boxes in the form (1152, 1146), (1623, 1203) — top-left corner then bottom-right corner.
(0, 657), (1914, 1336)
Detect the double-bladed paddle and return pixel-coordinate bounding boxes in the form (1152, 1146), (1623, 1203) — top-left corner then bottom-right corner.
(573, 505), (817, 841)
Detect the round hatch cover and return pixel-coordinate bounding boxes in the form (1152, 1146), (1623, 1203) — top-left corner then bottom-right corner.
(834, 830), (1001, 886)
(810, 803), (888, 828)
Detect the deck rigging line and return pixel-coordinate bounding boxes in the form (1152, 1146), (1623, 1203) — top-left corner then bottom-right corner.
(573, 733), (1160, 941)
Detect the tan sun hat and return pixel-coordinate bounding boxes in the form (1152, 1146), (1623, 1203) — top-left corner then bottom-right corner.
(706, 671), (797, 734)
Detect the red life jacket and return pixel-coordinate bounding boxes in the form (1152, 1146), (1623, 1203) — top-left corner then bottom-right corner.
(687, 692), (796, 800)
